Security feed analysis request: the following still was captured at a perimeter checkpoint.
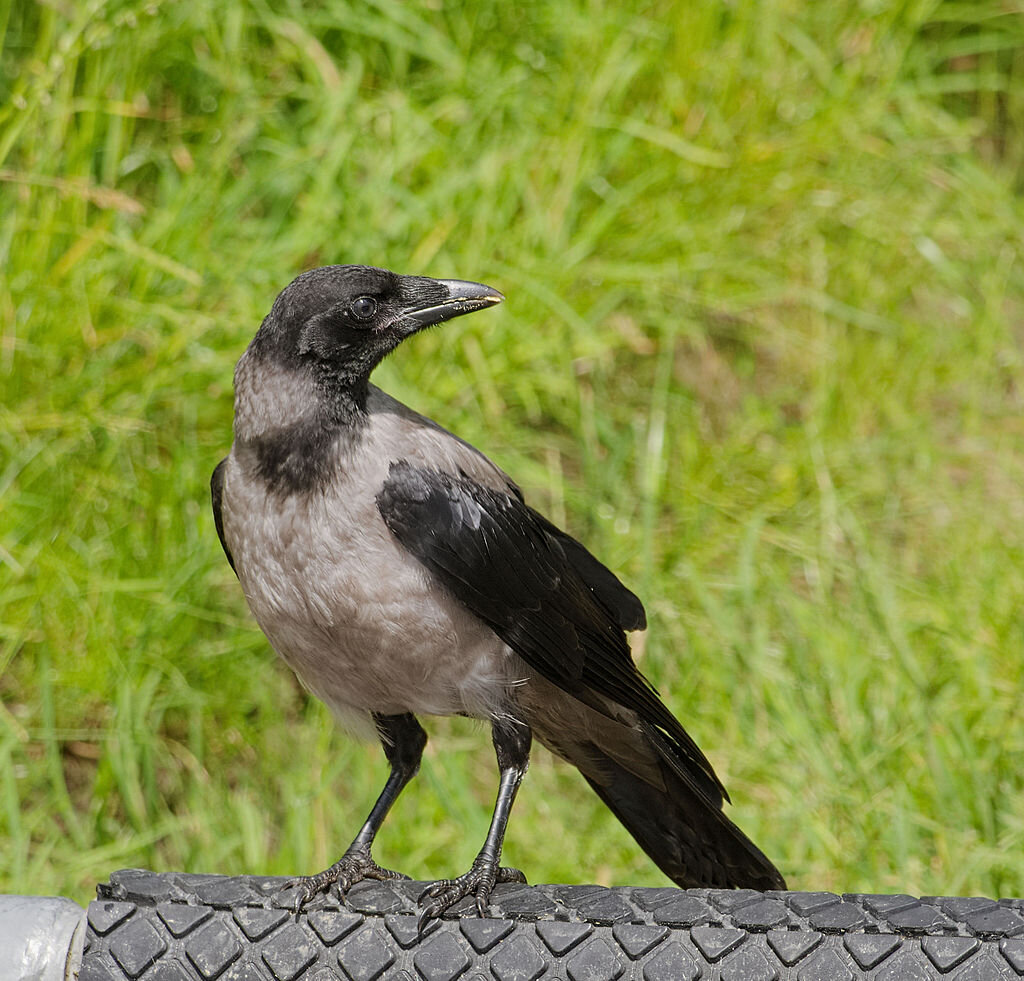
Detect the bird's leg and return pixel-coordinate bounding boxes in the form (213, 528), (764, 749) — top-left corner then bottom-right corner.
(418, 718), (531, 928)
(285, 712), (427, 908)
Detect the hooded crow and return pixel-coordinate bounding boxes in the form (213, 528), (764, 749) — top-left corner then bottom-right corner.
(212, 264), (785, 925)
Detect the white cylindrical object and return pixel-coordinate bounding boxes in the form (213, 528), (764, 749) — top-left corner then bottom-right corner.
(0, 896), (86, 981)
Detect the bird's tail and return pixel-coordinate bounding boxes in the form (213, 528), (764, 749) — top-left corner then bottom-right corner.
(530, 697), (785, 891)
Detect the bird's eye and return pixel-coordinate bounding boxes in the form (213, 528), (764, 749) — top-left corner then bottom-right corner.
(351, 296), (377, 320)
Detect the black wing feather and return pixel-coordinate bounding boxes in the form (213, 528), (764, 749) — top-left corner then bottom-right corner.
(530, 510), (646, 631)
(377, 460), (726, 805)
(211, 459), (237, 576)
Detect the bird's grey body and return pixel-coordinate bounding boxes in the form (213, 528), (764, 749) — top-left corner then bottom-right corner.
(222, 380), (522, 730)
(213, 264), (785, 923)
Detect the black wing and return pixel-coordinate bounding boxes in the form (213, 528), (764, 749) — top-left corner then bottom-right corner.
(211, 459), (236, 575)
(377, 460), (725, 804)
(529, 508), (646, 631)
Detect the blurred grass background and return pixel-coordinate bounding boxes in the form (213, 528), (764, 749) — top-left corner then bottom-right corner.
(2, 0), (1023, 904)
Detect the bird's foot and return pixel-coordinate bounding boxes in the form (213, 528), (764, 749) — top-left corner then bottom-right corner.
(417, 857), (526, 930)
(282, 846), (408, 910)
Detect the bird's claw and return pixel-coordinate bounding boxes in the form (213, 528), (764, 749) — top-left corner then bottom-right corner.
(417, 861), (526, 932)
(281, 847), (408, 911)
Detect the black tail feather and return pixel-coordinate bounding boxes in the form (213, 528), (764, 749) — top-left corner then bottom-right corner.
(578, 725), (786, 891)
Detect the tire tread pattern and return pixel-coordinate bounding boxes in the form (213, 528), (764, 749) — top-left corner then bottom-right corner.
(79, 870), (1024, 980)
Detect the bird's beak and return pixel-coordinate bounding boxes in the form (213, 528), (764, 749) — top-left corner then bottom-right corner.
(400, 279), (504, 330)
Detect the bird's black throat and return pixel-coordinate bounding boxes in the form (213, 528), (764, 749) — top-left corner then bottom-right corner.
(250, 370), (371, 498)
(250, 412), (362, 497)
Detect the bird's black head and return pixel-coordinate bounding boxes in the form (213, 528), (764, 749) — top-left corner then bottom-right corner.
(253, 265), (503, 396)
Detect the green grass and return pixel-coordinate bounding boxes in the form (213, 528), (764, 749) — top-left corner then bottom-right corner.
(2, 0), (1023, 904)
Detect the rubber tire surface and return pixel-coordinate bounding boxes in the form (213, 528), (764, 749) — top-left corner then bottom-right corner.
(80, 869), (1024, 980)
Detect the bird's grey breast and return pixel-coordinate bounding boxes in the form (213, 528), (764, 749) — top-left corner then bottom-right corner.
(220, 385), (521, 724)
